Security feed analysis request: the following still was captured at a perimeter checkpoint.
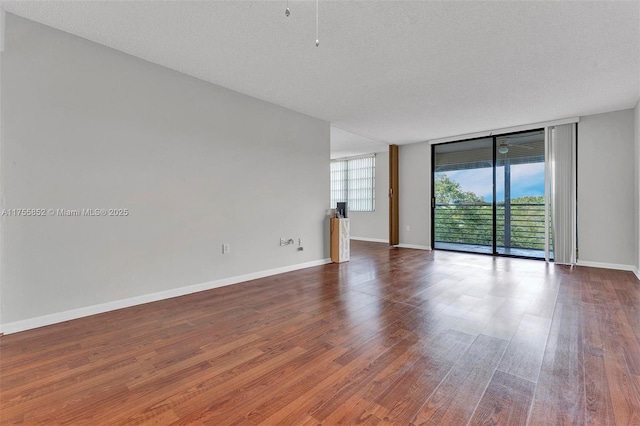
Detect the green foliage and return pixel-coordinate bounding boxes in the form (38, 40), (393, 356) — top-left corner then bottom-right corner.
(510, 195), (545, 205)
(434, 174), (486, 205)
(434, 176), (548, 250)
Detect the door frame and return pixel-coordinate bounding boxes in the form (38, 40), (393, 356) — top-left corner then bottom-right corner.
(431, 128), (545, 259)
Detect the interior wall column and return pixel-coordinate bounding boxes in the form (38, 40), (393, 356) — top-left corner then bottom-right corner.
(389, 145), (399, 245)
(0, 6), (6, 333)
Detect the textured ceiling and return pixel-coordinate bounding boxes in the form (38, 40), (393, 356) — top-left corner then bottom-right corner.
(2, 0), (639, 155)
(330, 126), (388, 159)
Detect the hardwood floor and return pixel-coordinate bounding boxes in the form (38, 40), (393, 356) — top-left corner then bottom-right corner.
(2, 240), (640, 425)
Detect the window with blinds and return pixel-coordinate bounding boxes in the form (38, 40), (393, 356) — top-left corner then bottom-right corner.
(330, 154), (376, 212)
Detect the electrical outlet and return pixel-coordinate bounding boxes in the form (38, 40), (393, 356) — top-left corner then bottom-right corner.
(222, 243), (230, 254)
(406, 225), (411, 232)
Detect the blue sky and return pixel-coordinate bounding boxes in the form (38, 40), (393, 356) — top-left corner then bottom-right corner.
(442, 162), (545, 202)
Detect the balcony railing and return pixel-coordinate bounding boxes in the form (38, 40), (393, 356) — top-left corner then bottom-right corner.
(434, 203), (550, 250)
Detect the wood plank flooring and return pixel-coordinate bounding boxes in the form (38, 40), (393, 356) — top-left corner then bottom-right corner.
(2, 240), (640, 425)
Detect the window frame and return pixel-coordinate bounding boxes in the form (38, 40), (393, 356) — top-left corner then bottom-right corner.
(330, 154), (376, 213)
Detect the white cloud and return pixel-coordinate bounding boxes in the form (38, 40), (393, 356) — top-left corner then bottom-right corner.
(441, 162), (545, 201)
(512, 163), (545, 180)
(446, 168), (493, 198)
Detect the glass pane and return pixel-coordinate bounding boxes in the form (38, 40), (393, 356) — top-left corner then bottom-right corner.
(495, 130), (549, 259)
(330, 160), (347, 208)
(433, 137), (494, 254)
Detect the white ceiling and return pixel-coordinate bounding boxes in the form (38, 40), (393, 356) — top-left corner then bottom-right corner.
(2, 0), (639, 156)
(330, 126), (388, 159)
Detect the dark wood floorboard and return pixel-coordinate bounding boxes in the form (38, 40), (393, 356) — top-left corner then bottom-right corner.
(410, 334), (508, 425)
(497, 314), (551, 382)
(468, 370), (535, 426)
(529, 302), (585, 425)
(1, 240), (640, 425)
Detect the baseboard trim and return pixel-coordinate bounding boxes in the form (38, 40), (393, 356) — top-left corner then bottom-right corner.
(634, 267), (640, 281)
(1, 258), (332, 335)
(394, 243), (432, 251)
(576, 260), (636, 273)
(350, 237), (389, 244)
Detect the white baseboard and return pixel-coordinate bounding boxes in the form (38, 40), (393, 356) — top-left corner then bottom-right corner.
(634, 267), (640, 281)
(394, 243), (432, 251)
(0, 258), (331, 335)
(350, 237), (389, 243)
(576, 260), (637, 273)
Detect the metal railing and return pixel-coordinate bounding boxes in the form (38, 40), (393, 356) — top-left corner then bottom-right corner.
(434, 203), (550, 250)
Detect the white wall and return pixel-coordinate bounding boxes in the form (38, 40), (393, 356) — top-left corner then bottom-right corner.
(635, 100), (640, 276)
(0, 15), (329, 329)
(398, 142), (432, 249)
(0, 9), (5, 328)
(350, 150), (389, 242)
(577, 109), (636, 268)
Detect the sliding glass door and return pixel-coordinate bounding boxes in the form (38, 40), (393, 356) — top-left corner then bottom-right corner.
(432, 130), (548, 259)
(495, 131), (548, 258)
(433, 138), (494, 254)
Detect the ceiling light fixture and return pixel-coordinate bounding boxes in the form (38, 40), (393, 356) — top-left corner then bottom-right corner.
(315, 0), (319, 47)
(498, 142), (509, 155)
(284, 0), (320, 47)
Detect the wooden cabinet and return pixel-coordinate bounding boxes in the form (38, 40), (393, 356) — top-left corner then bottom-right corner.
(330, 218), (350, 263)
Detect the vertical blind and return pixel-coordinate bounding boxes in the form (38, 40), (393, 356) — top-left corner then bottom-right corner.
(330, 155), (376, 212)
(547, 123), (577, 264)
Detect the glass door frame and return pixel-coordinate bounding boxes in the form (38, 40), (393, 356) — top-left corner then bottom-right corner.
(430, 128), (546, 260)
